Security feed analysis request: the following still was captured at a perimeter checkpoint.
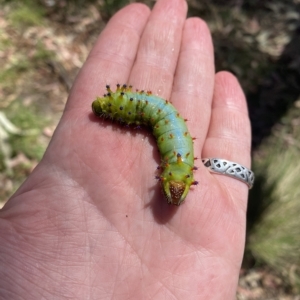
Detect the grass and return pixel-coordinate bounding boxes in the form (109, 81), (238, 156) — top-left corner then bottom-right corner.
(248, 100), (300, 292)
(0, 100), (51, 203)
(6, 0), (46, 28)
(6, 100), (49, 161)
(0, 0), (56, 203)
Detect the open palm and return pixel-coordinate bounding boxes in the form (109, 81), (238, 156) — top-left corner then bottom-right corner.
(0, 0), (251, 299)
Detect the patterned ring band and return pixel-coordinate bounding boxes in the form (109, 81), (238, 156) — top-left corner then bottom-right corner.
(202, 158), (255, 189)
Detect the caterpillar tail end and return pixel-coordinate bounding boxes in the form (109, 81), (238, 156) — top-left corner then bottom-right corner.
(92, 98), (102, 116)
(162, 180), (190, 206)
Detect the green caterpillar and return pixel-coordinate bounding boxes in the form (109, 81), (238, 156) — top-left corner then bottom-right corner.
(92, 84), (198, 205)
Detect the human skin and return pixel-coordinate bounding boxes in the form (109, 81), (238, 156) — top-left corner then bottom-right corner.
(0, 0), (251, 299)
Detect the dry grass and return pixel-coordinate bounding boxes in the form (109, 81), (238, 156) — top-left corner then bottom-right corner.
(248, 100), (300, 295)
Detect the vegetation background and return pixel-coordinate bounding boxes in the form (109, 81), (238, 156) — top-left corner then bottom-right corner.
(1, 0), (300, 299)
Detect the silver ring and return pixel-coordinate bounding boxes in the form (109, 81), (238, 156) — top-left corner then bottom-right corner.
(202, 158), (255, 189)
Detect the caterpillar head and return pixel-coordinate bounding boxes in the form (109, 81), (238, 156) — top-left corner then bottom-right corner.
(162, 180), (190, 206)
(160, 162), (194, 206)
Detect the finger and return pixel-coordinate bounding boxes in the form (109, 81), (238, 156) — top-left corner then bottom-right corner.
(171, 18), (215, 150)
(41, 4), (150, 179)
(202, 71), (251, 208)
(129, 0), (188, 98)
(66, 3), (151, 112)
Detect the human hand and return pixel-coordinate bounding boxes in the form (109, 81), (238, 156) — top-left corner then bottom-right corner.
(0, 0), (251, 299)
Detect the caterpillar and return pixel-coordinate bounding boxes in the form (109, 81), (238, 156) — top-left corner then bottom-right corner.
(92, 84), (198, 206)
